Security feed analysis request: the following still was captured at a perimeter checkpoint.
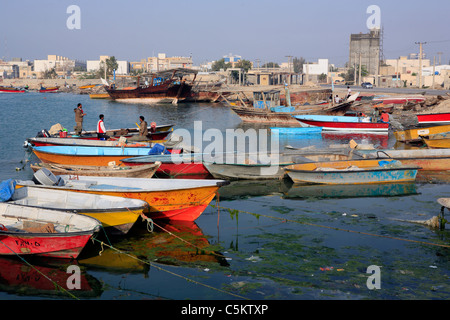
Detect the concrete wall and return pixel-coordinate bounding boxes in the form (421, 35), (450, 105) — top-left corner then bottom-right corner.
(349, 29), (380, 76)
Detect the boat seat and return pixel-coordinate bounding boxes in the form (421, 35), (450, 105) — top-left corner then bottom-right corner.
(65, 180), (98, 188)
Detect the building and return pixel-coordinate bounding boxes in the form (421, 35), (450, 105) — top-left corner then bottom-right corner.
(223, 53), (241, 67)
(34, 55), (85, 78)
(303, 59), (329, 83)
(87, 55), (129, 75)
(144, 53), (193, 72)
(349, 29), (381, 77)
(0, 58), (33, 79)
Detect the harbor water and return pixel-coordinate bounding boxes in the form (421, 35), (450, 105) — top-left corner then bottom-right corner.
(0, 92), (449, 301)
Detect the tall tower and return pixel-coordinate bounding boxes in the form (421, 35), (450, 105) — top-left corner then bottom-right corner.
(349, 29), (381, 76)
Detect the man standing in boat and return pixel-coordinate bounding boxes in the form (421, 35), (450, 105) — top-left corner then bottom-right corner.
(74, 103), (86, 135)
(129, 116), (148, 141)
(97, 114), (108, 140)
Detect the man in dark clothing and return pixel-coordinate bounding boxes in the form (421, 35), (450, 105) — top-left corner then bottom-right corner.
(74, 103), (86, 135)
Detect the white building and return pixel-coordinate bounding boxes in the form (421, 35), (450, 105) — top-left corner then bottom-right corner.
(87, 56), (129, 75)
(303, 59), (329, 75)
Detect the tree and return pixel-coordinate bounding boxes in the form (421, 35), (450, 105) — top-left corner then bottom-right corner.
(343, 65), (368, 83)
(293, 57), (305, 73)
(43, 67), (57, 79)
(97, 56), (119, 78)
(211, 58), (232, 71)
(261, 62), (279, 68)
(235, 59), (252, 72)
(318, 73), (327, 82)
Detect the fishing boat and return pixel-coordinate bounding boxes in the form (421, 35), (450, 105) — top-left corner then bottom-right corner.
(31, 145), (161, 166)
(0, 86), (26, 93)
(121, 153), (211, 179)
(283, 159), (420, 185)
(76, 123), (174, 137)
(39, 86), (59, 93)
(17, 170), (229, 222)
(416, 112), (450, 125)
(8, 182), (148, 236)
(360, 148), (450, 170)
(228, 89), (357, 125)
(393, 124), (450, 143)
(421, 134), (450, 148)
(0, 183), (101, 258)
(89, 93), (110, 99)
(372, 95), (425, 105)
(293, 114), (389, 133)
(105, 68), (197, 104)
(30, 162), (161, 179)
(270, 127), (323, 135)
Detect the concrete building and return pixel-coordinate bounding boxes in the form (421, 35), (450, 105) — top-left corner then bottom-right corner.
(223, 53), (241, 67)
(34, 55), (85, 78)
(0, 58), (33, 79)
(303, 59), (329, 83)
(87, 55), (129, 75)
(349, 29), (381, 77)
(144, 53), (193, 72)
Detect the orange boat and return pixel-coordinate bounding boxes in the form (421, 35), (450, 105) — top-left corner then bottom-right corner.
(18, 169), (228, 222)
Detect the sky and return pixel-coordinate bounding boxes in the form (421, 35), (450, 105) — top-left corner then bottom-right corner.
(1, 0), (449, 67)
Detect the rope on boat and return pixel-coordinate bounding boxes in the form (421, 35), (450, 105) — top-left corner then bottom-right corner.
(213, 204), (450, 249)
(0, 239), (80, 300)
(90, 237), (249, 300)
(140, 213), (154, 232)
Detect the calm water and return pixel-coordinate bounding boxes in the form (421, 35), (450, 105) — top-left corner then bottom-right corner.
(0, 92), (449, 301)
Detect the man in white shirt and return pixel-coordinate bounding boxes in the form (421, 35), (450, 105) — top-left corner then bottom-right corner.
(97, 114), (108, 139)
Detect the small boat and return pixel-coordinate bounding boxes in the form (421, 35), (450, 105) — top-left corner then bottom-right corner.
(416, 112), (450, 125)
(89, 93), (110, 99)
(283, 159), (420, 185)
(360, 148), (450, 170)
(39, 86), (59, 93)
(270, 127), (323, 135)
(31, 146), (160, 166)
(30, 162), (161, 179)
(394, 124), (450, 143)
(17, 170), (229, 222)
(293, 115), (389, 133)
(0, 86), (26, 93)
(8, 181), (148, 235)
(372, 95), (425, 105)
(121, 153), (211, 179)
(422, 135), (450, 148)
(0, 179), (100, 258)
(80, 84), (97, 90)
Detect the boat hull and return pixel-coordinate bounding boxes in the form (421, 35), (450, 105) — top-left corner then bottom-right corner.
(416, 113), (450, 125)
(393, 124), (450, 143)
(422, 138), (450, 148)
(204, 162), (292, 180)
(294, 116), (389, 133)
(284, 159), (419, 185)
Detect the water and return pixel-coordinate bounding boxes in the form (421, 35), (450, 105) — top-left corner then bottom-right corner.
(0, 92), (449, 302)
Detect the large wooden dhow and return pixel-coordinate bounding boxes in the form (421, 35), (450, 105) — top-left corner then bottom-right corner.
(17, 170), (229, 222)
(105, 68), (197, 104)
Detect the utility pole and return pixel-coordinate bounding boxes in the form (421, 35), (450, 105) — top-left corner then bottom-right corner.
(437, 52), (443, 65)
(359, 52), (362, 86)
(432, 56), (436, 89)
(354, 52), (357, 85)
(415, 42), (426, 89)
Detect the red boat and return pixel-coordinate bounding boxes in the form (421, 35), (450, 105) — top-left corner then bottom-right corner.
(416, 112), (450, 125)
(0, 203), (100, 259)
(294, 115), (389, 134)
(121, 154), (211, 179)
(372, 96), (425, 105)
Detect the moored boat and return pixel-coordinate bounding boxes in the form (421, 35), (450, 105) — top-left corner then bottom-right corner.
(0, 86), (26, 93)
(283, 159), (420, 185)
(17, 170), (229, 222)
(393, 124), (450, 143)
(31, 145), (158, 166)
(39, 86), (59, 93)
(421, 136), (450, 148)
(293, 114), (389, 133)
(416, 112), (450, 125)
(30, 162), (161, 179)
(8, 182), (148, 235)
(270, 127), (323, 135)
(0, 190), (100, 259)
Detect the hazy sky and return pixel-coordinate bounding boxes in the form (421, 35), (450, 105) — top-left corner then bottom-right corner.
(1, 0), (449, 67)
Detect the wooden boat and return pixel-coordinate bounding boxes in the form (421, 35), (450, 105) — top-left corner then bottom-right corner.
(360, 148), (450, 171)
(284, 182), (418, 199)
(39, 86), (59, 93)
(372, 95), (425, 105)
(416, 112), (450, 125)
(17, 170), (229, 222)
(105, 68), (197, 104)
(422, 136), (450, 148)
(293, 114), (389, 133)
(70, 129), (173, 142)
(393, 124), (450, 143)
(228, 90), (357, 125)
(30, 162), (161, 178)
(80, 84), (97, 90)
(270, 127), (322, 135)
(0, 203), (100, 259)
(121, 153), (211, 179)
(31, 146), (161, 166)
(9, 183), (148, 235)
(0, 86), (26, 93)
(283, 159), (420, 185)
(89, 93), (110, 99)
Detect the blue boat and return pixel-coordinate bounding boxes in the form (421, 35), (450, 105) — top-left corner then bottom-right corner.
(294, 115), (365, 123)
(270, 127), (322, 135)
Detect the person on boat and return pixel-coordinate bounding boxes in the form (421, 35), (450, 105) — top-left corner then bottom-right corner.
(379, 111), (390, 123)
(371, 107), (380, 123)
(150, 122), (157, 133)
(346, 86), (352, 100)
(129, 116), (148, 141)
(97, 114), (108, 140)
(74, 103), (86, 135)
(334, 95), (341, 104)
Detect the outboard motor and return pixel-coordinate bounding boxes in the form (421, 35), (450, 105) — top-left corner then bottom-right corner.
(32, 168), (62, 186)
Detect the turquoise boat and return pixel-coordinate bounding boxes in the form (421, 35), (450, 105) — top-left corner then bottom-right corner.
(270, 127), (322, 135)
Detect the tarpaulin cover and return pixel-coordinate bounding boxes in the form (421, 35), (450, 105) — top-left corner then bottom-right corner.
(0, 179), (16, 202)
